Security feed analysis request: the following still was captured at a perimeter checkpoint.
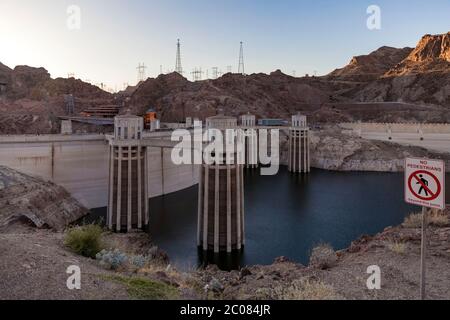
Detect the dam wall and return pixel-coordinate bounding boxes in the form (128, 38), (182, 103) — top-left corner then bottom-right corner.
(0, 134), (199, 209)
(340, 122), (450, 153)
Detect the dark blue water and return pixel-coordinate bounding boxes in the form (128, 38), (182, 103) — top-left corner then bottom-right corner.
(147, 168), (450, 270)
(91, 167), (449, 271)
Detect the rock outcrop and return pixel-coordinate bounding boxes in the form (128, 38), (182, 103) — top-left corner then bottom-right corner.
(0, 166), (88, 231)
(327, 46), (413, 81)
(386, 32), (450, 76)
(351, 32), (450, 107)
(309, 127), (450, 172)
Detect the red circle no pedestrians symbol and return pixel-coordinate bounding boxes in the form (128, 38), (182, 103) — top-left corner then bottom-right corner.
(407, 170), (441, 201)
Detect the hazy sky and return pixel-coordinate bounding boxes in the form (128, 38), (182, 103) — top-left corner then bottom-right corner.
(0, 0), (449, 91)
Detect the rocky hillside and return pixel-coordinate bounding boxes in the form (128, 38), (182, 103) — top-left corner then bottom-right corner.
(327, 46), (413, 82)
(386, 32), (450, 76)
(1, 32), (449, 134)
(350, 32), (450, 107)
(125, 32), (449, 123)
(125, 70), (334, 122)
(0, 64), (114, 134)
(0, 166), (88, 231)
(0, 65), (111, 101)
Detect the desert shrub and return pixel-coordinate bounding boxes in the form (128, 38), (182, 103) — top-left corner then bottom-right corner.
(130, 255), (148, 269)
(96, 248), (165, 272)
(96, 249), (128, 270)
(104, 275), (179, 300)
(403, 211), (449, 228)
(273, 278), (340, 300)
(403, 213), (423, 228)
(254, 288), (273, 300)
(387, 241), (406, 254)
(65, 224), (103, 258)
(309, 243), (338, 269)
(428, 211), (449, 227)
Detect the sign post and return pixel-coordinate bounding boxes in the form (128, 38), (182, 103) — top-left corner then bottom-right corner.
(420, 206), (427, 300)
(404, 158), (445, 300)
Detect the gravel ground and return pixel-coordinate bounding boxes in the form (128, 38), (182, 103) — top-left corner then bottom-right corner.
(1, 211), (449, 300)
(0, 227), (129, 300)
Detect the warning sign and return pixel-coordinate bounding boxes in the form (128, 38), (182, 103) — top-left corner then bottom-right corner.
(405, 158), (445, 209)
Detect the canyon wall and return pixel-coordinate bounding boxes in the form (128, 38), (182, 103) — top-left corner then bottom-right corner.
(308, 127), (450, 172)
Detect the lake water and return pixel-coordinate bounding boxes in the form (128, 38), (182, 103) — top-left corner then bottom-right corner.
(91, 167), (449, 271)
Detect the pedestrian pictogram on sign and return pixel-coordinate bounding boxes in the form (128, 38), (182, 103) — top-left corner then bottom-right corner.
(405, 158), (445, 210)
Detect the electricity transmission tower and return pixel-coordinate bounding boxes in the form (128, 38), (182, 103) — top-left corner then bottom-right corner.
(238, 41), (245, 75)
(64, 94), (75, 115)
(191, 68), (203, 81)
(175, 39), (183, 75)
(212, 67), (219, 79)
(137, 63), (147, 83)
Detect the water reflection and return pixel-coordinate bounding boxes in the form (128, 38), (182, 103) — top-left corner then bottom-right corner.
(198, 249), (244, 271)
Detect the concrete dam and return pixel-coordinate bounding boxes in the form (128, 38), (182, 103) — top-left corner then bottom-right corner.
(0, 133), (199, 209)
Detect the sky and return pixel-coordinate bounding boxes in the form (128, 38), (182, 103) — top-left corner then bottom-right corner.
(0, 0), (449, 91)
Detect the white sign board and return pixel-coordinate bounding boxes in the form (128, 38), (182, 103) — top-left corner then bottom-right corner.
(405, 158), (445, 210)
